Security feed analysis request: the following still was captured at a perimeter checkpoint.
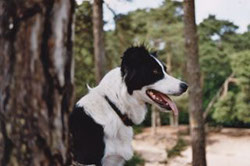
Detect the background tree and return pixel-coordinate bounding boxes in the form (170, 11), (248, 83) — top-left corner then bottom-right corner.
(199, 15), (235, 108)
(212, 51), (250, 124)
(93, 0), (105, 83)
(74, 2), (95, 99)
(198, 16), (250, 125)
(183, 0), (207, 166)
(0, 0), (75, 165)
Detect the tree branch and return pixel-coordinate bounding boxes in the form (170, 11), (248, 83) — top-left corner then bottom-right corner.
(203, 73), (237, 120)
(103, 1), (118, 20)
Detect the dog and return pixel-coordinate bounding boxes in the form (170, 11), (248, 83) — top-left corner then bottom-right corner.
(69, 46), (188, 166)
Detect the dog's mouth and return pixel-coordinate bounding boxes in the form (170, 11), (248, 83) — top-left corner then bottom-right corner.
(146, 89), (179, 116)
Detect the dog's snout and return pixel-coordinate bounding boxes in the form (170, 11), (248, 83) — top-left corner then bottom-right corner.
(180, 82), (188, 92)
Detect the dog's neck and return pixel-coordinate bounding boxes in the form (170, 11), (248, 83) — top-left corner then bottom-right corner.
(96, 68), (147, 125)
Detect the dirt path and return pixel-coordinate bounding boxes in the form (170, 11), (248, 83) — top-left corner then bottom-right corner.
(133, 126), (250, 166)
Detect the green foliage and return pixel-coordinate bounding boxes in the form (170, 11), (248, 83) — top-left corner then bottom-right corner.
(133, 125), (143, 135)
(198, 15), (250, 126)
(198, 16), (235, 109)
(199, 43), (232, 108)
(213, 92), (237, 122)
(175, 95), (189, 124)
(199, 15), (238, 43)
(124, 154), (144, 166)
(74, 2), (95, 99)
(213, 51), (250, 124)
(230, 51), (250, 85)
(167, 138), (187, 158)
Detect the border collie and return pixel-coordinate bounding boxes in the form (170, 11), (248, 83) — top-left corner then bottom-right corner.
(69, 46), (188, 166)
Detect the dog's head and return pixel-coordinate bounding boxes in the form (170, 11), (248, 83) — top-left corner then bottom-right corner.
(121, 46), (188, 115)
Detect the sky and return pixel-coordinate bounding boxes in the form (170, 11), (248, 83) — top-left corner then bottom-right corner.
(77, 0), (250, 33)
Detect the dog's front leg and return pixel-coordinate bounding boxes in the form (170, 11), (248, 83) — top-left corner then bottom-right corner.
(102, 155), (125, 166)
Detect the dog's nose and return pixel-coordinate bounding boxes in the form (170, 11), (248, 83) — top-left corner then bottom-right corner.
(180, 82), (188, 92)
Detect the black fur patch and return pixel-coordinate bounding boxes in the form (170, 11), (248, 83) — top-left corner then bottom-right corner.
(69, 106), (105, 165)
(121, 46), (165, 94)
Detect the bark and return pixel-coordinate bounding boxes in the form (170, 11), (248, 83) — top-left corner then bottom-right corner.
(183, 0), (207, 166)
(0, 0), (75, 165)
(93, 0), (105, 83)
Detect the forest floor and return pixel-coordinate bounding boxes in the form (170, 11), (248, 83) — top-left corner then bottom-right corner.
(132, 125), (250, 166)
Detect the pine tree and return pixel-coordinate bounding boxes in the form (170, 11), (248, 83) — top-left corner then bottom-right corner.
(0, 0), (75, 165)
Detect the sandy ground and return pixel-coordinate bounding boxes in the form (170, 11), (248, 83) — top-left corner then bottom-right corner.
(132, 126), (250, 166)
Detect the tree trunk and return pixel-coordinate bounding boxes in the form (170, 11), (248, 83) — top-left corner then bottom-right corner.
(151, 107), (157, 135)
(93, 0), (105, 83)
(151, 106), (161, 135)
(183, 1), (207, 166)
(0, 0), (75, 165)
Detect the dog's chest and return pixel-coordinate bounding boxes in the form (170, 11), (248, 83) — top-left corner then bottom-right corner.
(103, 123), (134, 160)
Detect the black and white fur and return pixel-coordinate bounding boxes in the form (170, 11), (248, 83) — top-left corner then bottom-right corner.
(69, 46), (188, 166)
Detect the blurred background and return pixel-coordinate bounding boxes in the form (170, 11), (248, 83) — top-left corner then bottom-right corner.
(74, 0), (250, 166)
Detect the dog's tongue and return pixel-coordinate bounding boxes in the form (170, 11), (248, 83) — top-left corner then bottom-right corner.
(161, 94), (179, 116)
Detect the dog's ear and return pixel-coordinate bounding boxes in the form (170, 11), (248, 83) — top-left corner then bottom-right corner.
(124, 69), (137, 94)
(121, 46), (150, 94)
(121, 46), (149, 76)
